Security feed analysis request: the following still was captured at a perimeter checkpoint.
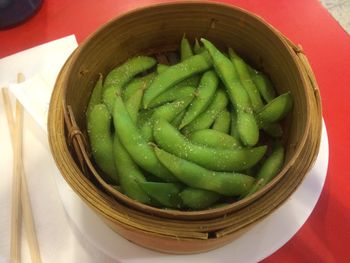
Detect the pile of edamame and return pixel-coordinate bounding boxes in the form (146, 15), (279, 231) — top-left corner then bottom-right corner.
(86, 37), (293, 210)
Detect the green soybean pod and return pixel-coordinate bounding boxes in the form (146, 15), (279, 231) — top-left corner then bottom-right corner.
(137, 108), (154, 125)
(113, 136), (150, 204)
(156, 63), (201, 92)
(115, 87), (151, 203)
(154, 147), (255, 196)
(228, 48), (264, 111)
(138, 110), (154, 141)
(257, 91), (293, 123)
(180, 188), (221, 210)
(179, 70), (219, 129)
(194, 38), (205, 54)
(171, 109), (186, 129)
(148, 85), (196, 109)
(181, 89), (228, 135)
(125, 88), (143, 123)
(182, 75), (201, 89)
(170, 74), (200, 90)
(139, 120), (154, 142)
(140, 95), (194, 142)
(103, 56), (156, 112)
(87, 104), (118, 184)
(201, 38), (259, 146)
(153, 118), (267, 172)
(143, 51), (212, 108)
(137, 109), (155, 140)
(86, 73), (103, 117)
(123, 72), (156, 101)
(237, 110), (259, 145)
(157, 64), (169, 74)
(230, 109), (240, 141)
(248, 66), (276, 103)
(152, 95), (194, 121)
(256, 110), (283, 138)
(112, 94), (177, 182)
(212, 109), (231, 134)
(180, 36), (194, 61)
(180, 36), (199, 91)
(245, 143), (285, 197)
(188, 129), (241, 149)
(138, 182), (183, 208)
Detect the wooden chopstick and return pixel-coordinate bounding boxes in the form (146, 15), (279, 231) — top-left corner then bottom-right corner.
(3, 81), (23, 263)
(2, 73), (42, 263)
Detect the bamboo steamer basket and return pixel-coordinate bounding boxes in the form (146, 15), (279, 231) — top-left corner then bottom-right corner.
(48, 1), (322, 254)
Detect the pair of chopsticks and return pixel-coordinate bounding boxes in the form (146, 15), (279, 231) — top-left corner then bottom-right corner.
(2, 73), (42, 263)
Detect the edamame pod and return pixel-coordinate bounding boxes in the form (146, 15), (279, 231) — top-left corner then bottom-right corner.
(125, 88), (143, 123)
(157, 64), (169, 74)
(87, 104), (118, 184)
(257, 91), (293, 123)
(141, 95), (195, 141)
(248, 66), (276, 103)
(182, 75), (201, 89)
(194, 38), (205, 54)
(182, 89), (228, 135)
(152, 95), (194, 121)
(148, 85), (196, 109)
(228, 48), (264, 111)
(212, 109), (231, 134)
(179, 70), (219, 129)
(137, 109), (155, 141)
(180, 36), (194, 61)
(156, 63), (200, 91)
(113, 136), (150, 204)
(171, 109), (186, 128)
(115, 87), (151, 203)
(143, 51), (212, 108)
(139, 120), (154, 142)
(112, 94), (177, 182)
(154, 118), (267, 171)
(180, 36), (203, 90)
(86, 74), (103, 117)
(123, 72), (156, 101)
(103, 56), (156, 112)
(246, 143), (285, 196)
(137, 109), (154, 126)
(201, 38), (259, 146)
(138, 182), (183, 208)
(188, 129), (241, 149)
(157, 64), (170, 74)
(180, 188), (221, 210)
(230, 109), (240, 141)
(154, 147), (255, 196)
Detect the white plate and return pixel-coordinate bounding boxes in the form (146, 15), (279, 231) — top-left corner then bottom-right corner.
(54, 121), (329, 263)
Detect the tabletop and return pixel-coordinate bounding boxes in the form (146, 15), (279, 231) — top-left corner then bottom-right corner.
(1, 0), (350, 262)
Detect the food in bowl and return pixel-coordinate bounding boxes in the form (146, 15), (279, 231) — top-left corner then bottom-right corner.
(48, 1), (321, 253)
(86, 37), (293, 211)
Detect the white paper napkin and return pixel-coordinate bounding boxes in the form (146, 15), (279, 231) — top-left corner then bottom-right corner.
(0, 35), (78, 131)
(8, 74), (52, 131)
(320, 0), (350, 35)
(0, 35), (115, 263)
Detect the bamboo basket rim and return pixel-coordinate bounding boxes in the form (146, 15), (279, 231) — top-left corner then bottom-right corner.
(47, 0), (322, 247)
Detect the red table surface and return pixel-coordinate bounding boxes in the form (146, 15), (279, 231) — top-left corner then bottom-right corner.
(1, 0), (350, 262)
